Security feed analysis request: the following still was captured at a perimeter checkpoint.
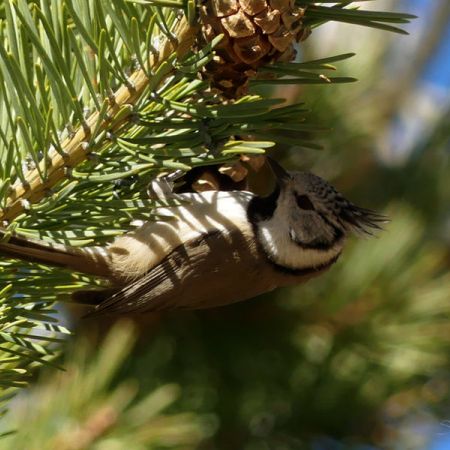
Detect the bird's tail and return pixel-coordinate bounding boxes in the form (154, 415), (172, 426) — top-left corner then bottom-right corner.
(0, 229), (112, 278)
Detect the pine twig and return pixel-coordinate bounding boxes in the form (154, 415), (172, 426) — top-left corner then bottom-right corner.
(0, 18), (197, 225)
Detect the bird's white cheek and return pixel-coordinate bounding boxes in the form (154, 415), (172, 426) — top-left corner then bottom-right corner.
(259, 226), (284, 256)
(257, 220), (343, 270)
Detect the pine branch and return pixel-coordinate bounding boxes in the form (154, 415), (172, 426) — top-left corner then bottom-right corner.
(0, 9), (196, 224)
(0, 261), (72, 409)
(0, 1), (415, 224)
(2, 322), (211, 448)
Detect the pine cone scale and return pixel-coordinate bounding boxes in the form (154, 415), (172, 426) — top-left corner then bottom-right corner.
(221, 10), (255, 38)
(210, 0), (239, 17)
(239, 0), (267, 16)
(234, 35), (271, 64)
(254, 8), (281, 35)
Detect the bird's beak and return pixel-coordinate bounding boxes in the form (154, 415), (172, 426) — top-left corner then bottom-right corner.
(267, 157), (291, 184)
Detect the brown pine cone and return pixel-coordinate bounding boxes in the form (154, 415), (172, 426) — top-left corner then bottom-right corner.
(200, 0), (311, 97)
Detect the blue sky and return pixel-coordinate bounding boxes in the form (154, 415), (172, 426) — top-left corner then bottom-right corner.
(402, 0), (450, 88)
(422, 24), (450, 88)
(383, 0), (450, 163)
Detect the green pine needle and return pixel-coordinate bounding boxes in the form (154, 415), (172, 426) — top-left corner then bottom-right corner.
(301, 2), (416, 34)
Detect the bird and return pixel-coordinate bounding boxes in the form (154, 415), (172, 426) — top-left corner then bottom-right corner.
(0, 159), (385, 315)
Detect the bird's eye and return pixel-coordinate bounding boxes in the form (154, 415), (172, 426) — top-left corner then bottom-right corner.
(295, 194), (315, 210)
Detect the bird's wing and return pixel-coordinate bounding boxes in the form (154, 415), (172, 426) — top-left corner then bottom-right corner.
(89, 226), (266, 315)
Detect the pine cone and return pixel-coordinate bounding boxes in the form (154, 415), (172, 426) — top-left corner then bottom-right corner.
(200, 0), (310, 97)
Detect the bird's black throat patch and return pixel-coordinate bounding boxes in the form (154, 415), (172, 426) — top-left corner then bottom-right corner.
(246, 184), (280, 224)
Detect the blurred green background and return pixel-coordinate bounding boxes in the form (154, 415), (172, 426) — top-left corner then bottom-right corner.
(2, 1), (450, 449)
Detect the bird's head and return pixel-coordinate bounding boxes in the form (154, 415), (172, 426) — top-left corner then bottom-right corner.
(248, 159), (386, 272)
